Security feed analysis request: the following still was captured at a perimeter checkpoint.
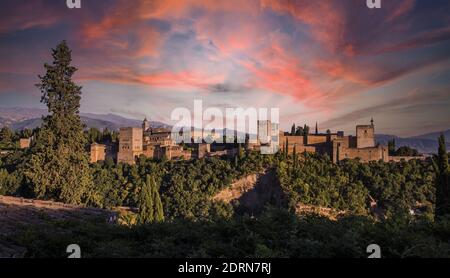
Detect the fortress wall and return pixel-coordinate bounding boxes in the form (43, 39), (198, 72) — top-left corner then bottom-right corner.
(305, 135), (328, 145)
(279, 135), (305, 146)
(337, 146), (388, 163)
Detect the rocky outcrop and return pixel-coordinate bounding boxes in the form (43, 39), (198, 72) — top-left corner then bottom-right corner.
(213, 169), (286, 215)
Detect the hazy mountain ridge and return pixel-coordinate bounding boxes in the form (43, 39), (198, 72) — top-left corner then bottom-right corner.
(0, 107), (168, 131)
(376, 131), (450, 154)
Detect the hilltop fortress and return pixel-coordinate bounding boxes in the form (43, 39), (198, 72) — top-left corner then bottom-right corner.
(279, 119), (389, 163)
(90, 118), (416, 164)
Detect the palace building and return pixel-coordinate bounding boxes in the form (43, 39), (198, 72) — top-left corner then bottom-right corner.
(280, 119), (389, 163)
(90, 118), (392, 164)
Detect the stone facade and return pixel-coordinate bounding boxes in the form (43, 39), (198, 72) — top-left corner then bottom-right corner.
(117, 127), (143, 164)
(389, 156), (426, 162)
(196, 143), (211, 159)
(356, 124), (375, 149)
(279, 133), (316, 154)
(327, 121), (388, 163)
(90, 143), (106, 163)
(19, 138), (31, 149)
(280, 120), (389, 163)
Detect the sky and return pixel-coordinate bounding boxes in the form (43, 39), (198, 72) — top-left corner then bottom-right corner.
(0, 0), (450, 137)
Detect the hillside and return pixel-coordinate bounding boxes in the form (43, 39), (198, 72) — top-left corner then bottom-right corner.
(0, 195), (115, 258)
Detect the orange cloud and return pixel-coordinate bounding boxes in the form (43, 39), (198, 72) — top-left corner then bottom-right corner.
(241, 41), (324, 104)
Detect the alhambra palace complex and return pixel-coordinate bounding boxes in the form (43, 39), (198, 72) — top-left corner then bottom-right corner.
(89, 118), (421, 165)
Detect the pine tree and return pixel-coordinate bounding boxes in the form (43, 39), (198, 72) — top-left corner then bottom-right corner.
(25, 41), (93, 204)
(433, 133), (450, 217)
(137, 175), (154, 224)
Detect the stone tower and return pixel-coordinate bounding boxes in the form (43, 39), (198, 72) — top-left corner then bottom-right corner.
(117, 127), (143, 164)
(142, 117), (150, 132)
(356, 120), (375, 149)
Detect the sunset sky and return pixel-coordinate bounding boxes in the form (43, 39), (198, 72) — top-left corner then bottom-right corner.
(1, 0), (450, 136)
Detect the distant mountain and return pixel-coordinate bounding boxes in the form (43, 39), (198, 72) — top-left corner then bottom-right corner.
(410, 130), (450, 142)
(81, 113), (141, 127)
(376, 130), (450, 154)
(0, 107), (169, 131)
(0, 107), (47, 122)
(10, 117), (124, 131)
(0, 116), (13, 128)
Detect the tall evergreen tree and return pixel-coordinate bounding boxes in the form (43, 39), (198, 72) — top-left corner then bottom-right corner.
(25, 41), (93, 204)
(293, 144), (297, 168)
(295, 126), (304, 136)
(152, 176), (165, 222)
(388, 139), (396, 156)
(303, 124), (310, 136)
(137, 175), (154, 224)
(291, 124), (296, 135)
(285, 137), (289, 158)
(433, 134), (450, 217)
(238, 143), (244, 159)
(137, 174), (164, 224)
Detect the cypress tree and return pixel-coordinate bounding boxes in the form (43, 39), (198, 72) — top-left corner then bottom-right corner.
(293, 144), (297, 168)
(285, 137), (289, 159)
(152, 176), (165, 222)
(293, 144), (297, 158)
(238, 143), (244, 159)
(291, 124), (296, 135)
(137, 174), (164, 224)
(25, 41), (93, 204)
(137, 175), (154, 224)
(434, 134), (450, 217)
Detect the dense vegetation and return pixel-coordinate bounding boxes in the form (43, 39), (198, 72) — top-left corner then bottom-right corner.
(277, 153), (435, 217)
(4, 208), (450, 258)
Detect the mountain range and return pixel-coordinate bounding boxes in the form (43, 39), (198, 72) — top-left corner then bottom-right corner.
(1, 107), (448, 154)
(376, 131), (450, 155)
(0, 107), (168, 131)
